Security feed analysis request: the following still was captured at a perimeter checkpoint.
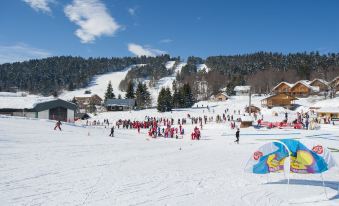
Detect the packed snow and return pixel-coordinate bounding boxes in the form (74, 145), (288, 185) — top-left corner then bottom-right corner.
(1, 96), (339, 205)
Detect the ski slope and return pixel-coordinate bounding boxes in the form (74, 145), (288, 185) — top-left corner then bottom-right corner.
(59, 61), (186, 106)
(59, 65), (144, 101)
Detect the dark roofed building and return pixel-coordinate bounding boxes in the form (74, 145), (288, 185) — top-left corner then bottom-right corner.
(0, 94), (76, 122)
(105, 99), (136, 111)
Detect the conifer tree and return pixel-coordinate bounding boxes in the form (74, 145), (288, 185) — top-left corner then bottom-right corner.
(143, 83), (152, 108)
(157, 88), (166, 112)
(182, 83), (194, 107)
(135, 82), (144, 109)
(104, 81), (115, 101)
(164, 88), (173, 111)
(125, 81), (135, 99)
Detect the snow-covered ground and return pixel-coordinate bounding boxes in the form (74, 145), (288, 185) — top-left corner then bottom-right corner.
(1, 96), (339, 206)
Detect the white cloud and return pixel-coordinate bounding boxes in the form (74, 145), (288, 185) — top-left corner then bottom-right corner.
(64, 0), (121, 43)
(128, 43), (166, 57)
(128, 8), (136, 16)
(23, 0), (54, 14)
(0, 43), (52, 64)
(159, 38), (173, 44)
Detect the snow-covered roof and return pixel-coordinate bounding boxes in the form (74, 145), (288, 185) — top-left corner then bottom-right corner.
(105, 99), (135, 107)
(330, 76), (339, 84)
(75, 94), (94, 98)
(317, 107), (339, 113)
(234, 86), (251, 92)
(240, 116), (254, 122)
(271, 82), (293, 91)
(291, 80), (319, 92)
(0, 92), (28, 97)
(0, 95), (57, 109)
(310, 78), (329, 86)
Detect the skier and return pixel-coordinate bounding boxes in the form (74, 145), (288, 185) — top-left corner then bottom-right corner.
(54, 120), (62, 131)
(109, 126), (114, 137)
(235, 128), (240, 144)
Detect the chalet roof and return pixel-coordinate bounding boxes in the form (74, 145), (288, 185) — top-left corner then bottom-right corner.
(234, 86), (250, 92)
(290, 80), (320, 92)
(271, 82), (293, 91)
(75, 94), (102, 100)
(240, 116), (254, 122)
(261, 93), (298, 101)
(216, 92), (229, 98)
(105, 99), (135, 107)
(330, 76), (339, 85)
(310, 78), (329, 86)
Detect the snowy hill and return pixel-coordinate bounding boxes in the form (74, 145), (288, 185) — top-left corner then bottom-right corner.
(59, 61), (186, 104)
(59, 64), (144, 100)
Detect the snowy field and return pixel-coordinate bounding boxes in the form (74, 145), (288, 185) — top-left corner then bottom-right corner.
(1, 97), (339, 205)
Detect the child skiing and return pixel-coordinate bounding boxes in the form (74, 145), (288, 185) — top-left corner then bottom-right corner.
(54, 120), (62, 131)
(109, 126), (114, 137)
(235, 128), (240, 144)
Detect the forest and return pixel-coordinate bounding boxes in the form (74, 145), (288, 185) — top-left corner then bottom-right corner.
(0, 52), (338, 97)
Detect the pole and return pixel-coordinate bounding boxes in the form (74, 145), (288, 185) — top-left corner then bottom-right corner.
(320, 173), (329, 199)
(249, 86), (252, 115)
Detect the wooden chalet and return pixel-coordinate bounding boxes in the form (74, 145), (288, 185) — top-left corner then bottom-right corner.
(330, 76), (339, 92)
(289, 80), (319, 97)
(271, 82), (293, 95)
(75, 94), (102, 112)
(309, 79), (329, 93)
(213, 92), (229, 101)
(261, 93), (298, 109)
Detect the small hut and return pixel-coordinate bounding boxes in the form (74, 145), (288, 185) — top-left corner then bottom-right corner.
(213, 92), (229, 101)
(245, 105), (261, 114)
(240, 116), (253, 128)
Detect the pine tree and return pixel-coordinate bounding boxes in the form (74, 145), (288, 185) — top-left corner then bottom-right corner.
(182, 83), (194, 108)
(164, 88), (173, 111)
(118, 94), (122, 99)
(157, 88), (166, 112)
(143, 83), (152, 108)
(125, 81), (135, 99)
(104, 81), (115, 101)
(135, 82), (144, 109)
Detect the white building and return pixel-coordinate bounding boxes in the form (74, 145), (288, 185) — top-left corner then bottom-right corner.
(234, 86), (251, 96)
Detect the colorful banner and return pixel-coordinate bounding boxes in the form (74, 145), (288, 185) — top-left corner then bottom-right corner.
(245, 139), (336, 174)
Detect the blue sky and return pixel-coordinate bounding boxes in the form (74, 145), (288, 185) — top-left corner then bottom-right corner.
(1, 0), (339, 63)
